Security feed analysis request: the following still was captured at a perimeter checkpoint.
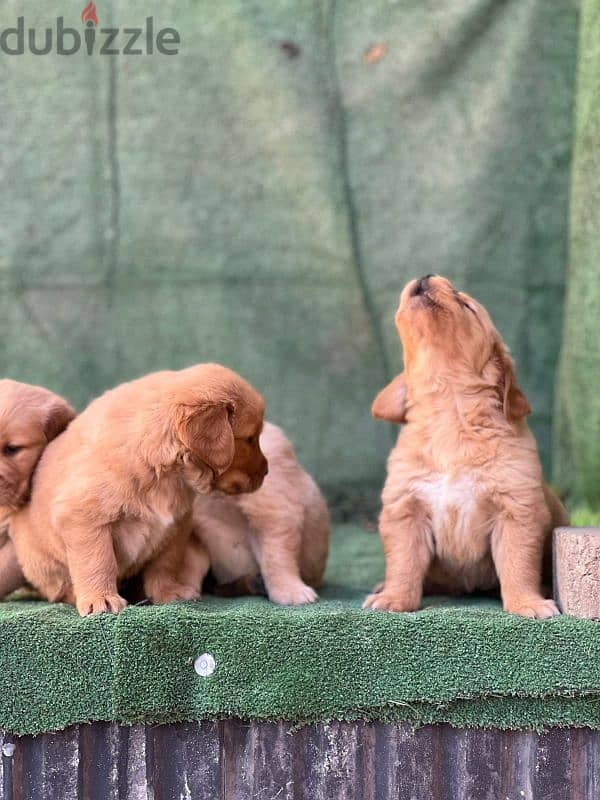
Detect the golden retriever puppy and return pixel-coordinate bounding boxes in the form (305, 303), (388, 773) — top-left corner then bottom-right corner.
(0, 380), (75, 516)
(8, 364), (267, 616)
(193, 422), (330, 605)
(364, 275), (568, 618)
(0, 380), (75, 597)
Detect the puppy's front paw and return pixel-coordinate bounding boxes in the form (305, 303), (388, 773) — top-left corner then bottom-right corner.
(148, 580), (201, 605)
(77, 593), (128, 617)
(363, 590), (420, 612)
(268, 580), (318, 606)
(504, 596), (560, 619)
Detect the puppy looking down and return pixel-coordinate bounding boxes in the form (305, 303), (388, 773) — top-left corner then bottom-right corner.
(0, 380), (75, 598)
(365, 275), (568, 618)
(193, 422), (330, 605)
(8, 364), (267, 616)
(0, 380), (75, 516)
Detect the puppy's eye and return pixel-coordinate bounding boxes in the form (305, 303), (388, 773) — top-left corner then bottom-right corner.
(245, 436), (255, 446)
(459, 297), (476, 314)
(3, 444), (23, 457)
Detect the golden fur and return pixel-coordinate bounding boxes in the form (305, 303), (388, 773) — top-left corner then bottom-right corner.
(0, 380), (75, 598)
(192, 422), (330, 604)
(364, 276), (568, 618)
(7, 364), (267, 616)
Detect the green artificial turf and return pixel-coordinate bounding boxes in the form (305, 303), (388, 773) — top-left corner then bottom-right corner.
(1, 522), (599, 736)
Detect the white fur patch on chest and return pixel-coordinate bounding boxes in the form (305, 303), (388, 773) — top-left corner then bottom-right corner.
(412, 472), (482, 533)
(114, 506), (181, 574)
(155, 512), (175, 529)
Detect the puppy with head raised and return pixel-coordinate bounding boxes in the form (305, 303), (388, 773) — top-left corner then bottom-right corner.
(0, 380), (75, 597)
(364, 275), (568, 618)
(8, 364), (267, 616)
(193, 422), (330, 605)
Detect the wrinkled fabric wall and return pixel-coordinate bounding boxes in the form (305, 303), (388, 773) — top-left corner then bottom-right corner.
(555, 0), (600, 507)
(0, 0), (579, 510)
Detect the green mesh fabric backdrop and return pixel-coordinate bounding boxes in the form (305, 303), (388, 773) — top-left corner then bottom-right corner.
(554, 0), (600, 507)
(0, 0), (579, 511)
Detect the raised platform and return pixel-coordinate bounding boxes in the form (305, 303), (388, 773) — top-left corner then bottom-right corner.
(1, 525), (600, 736)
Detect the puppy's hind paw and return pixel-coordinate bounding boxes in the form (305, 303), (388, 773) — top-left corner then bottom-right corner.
(268, 580), (318, 606)
(148, 580), (201, 605)
(363, 590), (420, 613)
(504, 596), (560, 620)
(77, 593), (128, 617)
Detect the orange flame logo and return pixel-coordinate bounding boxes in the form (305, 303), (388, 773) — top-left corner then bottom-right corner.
(81, 2), (99, 26)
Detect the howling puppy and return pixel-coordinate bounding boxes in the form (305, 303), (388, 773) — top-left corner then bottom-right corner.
(0, 380), (75, 597)
(364, 275), (568, 618)
(193, 422), (330, 605)
(8, 364), (267, 616)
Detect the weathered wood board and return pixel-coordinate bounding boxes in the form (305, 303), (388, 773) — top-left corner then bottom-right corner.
(1, 721), (599, 799)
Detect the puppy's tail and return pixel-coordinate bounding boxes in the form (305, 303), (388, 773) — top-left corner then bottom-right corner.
(542, 483), (569, 592)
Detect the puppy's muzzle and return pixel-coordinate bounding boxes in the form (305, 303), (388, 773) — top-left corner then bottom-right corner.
(259, 455), (269, 481)
(0, 469), (24, 505)
(411, 274), (436, 297)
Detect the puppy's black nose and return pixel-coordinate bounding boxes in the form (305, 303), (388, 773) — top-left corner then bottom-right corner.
(412, 274), (435, 296)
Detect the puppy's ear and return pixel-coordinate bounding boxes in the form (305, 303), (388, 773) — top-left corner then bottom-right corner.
(177, 401), (236, 474)
(371, 373), (408, 423)
(42, 396), (76, 442)
(494, 343), (531, 421)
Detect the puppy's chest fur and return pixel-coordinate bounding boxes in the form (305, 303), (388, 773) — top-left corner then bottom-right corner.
(113, 481), (192, 577)
(411, 471), (494, 565)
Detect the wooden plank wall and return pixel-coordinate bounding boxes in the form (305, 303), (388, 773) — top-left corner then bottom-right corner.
(1, 721), (598, 799)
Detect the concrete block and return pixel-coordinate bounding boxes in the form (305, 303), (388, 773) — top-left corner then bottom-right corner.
(554, 527), (600, 619)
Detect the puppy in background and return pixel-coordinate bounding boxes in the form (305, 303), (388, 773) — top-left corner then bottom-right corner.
(0, 380), (75, 597)
(8, 364), (267, 616)
(194, 422), (330, 605)
(365, 275), (568, 618)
